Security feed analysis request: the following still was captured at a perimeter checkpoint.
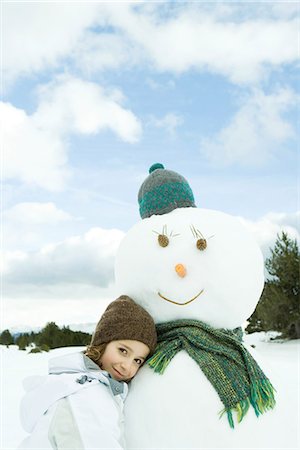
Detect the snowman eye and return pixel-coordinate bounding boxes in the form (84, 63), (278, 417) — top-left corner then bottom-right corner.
(158, 234), (169, 247)
(153, 225), (179, 248)
(196, 238), (207, 251)
(190, 224), (211, 251)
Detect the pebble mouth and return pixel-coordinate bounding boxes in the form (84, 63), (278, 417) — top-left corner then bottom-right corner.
(157, 289), (204, 306)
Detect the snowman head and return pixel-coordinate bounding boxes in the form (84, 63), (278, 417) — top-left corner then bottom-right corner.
(115, 164), (264, 329)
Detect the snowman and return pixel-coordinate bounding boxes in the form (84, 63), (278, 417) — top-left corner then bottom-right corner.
(115, 163), (296, 449)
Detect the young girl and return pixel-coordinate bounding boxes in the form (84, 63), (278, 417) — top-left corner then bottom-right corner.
(18, 296), (157, 449)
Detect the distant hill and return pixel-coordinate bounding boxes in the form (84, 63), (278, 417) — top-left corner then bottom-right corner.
(2, 322), (97, 336)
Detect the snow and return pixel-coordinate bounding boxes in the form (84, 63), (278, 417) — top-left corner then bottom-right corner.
(1, 335), (299, 449)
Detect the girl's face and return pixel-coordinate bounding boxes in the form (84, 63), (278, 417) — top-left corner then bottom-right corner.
(99, 339), (150, 382)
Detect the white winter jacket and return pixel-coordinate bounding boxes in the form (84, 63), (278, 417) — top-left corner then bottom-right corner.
(18, 352), (128, 450)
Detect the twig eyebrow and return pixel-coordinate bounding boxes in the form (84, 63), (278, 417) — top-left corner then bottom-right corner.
(152, 225), (180, 237)
(190, 224), (204, 239)
(190, 224), (215, 240)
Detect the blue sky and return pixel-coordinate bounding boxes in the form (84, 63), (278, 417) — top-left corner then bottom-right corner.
(2, 1), (299, 329)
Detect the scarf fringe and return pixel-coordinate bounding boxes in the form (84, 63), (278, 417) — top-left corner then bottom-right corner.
(148, 350), (172, 373)
(249, 379), (276, 416)
(219, 379), (276, 428)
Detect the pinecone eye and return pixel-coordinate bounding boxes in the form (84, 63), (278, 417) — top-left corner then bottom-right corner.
(196, 238), (207, 250)
(158, 234), (169, 247)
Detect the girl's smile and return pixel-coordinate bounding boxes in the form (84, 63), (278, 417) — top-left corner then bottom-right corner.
(100, 339), (150, 381)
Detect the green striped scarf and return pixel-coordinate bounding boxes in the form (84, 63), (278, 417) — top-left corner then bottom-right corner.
(147, 319), (276, 428)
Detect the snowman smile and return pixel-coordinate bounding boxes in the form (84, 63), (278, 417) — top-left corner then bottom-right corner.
(158, 289), (204, 306)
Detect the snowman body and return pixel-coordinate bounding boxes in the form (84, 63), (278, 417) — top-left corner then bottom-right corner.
(115, 208), (296, 448)
(124, 352), (291, 449)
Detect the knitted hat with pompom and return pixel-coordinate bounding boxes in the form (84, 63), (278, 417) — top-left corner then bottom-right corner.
(138, 163), (196, 219)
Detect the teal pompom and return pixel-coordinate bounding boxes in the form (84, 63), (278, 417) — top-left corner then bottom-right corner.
(149, 163), (164, 174)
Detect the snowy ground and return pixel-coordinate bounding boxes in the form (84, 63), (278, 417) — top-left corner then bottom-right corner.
(1, 333), (299, 449)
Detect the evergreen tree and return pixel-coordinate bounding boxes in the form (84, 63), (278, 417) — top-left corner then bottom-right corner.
(71, 330), (92, 346)
(35, 322), (62, 348)
(246, 232), (300, 339)
(0, 329), (14, 347)
(35, 322), (92, 349)
(61, 326), (73, 347)
(16, 333), (31, 350)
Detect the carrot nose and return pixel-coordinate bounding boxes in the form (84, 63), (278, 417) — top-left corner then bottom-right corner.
(175, 263), (187, 278)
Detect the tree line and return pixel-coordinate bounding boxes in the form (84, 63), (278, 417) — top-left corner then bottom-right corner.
(246, 231), (299, 339)
(0, 322), (92, 351)
(1, 231), (299, 350)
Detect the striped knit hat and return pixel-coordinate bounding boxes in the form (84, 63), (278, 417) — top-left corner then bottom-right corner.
(138, 163), (196, 219)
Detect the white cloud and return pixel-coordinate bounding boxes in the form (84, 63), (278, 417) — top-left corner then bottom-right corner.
(268, 3), (300, 19)
(34, 75), (141, 142)
(1, 102), (69, 191)
(4, 202), (73, 225)
(150, 112), (183, 136)
(3, 202), (79, 253)
(3, 3), (298, 85)
(2, 76), (141, 189)
(239, 211), (300, 261)
(2, 225), (124, 329)
(73, 31), (139, 74)
(99, 5), (298, 84)
(200, 87), (297, 167)
(3, 2), (102, 84)
(3, 227), (125, 288)
(91, 5), (299, 84)
(2, 216), (124, 330)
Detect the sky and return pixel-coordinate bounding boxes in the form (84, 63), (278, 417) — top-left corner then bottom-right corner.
(1, 1), (299, 330)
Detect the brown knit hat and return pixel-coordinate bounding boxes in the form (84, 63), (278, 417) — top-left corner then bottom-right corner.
(91, 295), (157, 354)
